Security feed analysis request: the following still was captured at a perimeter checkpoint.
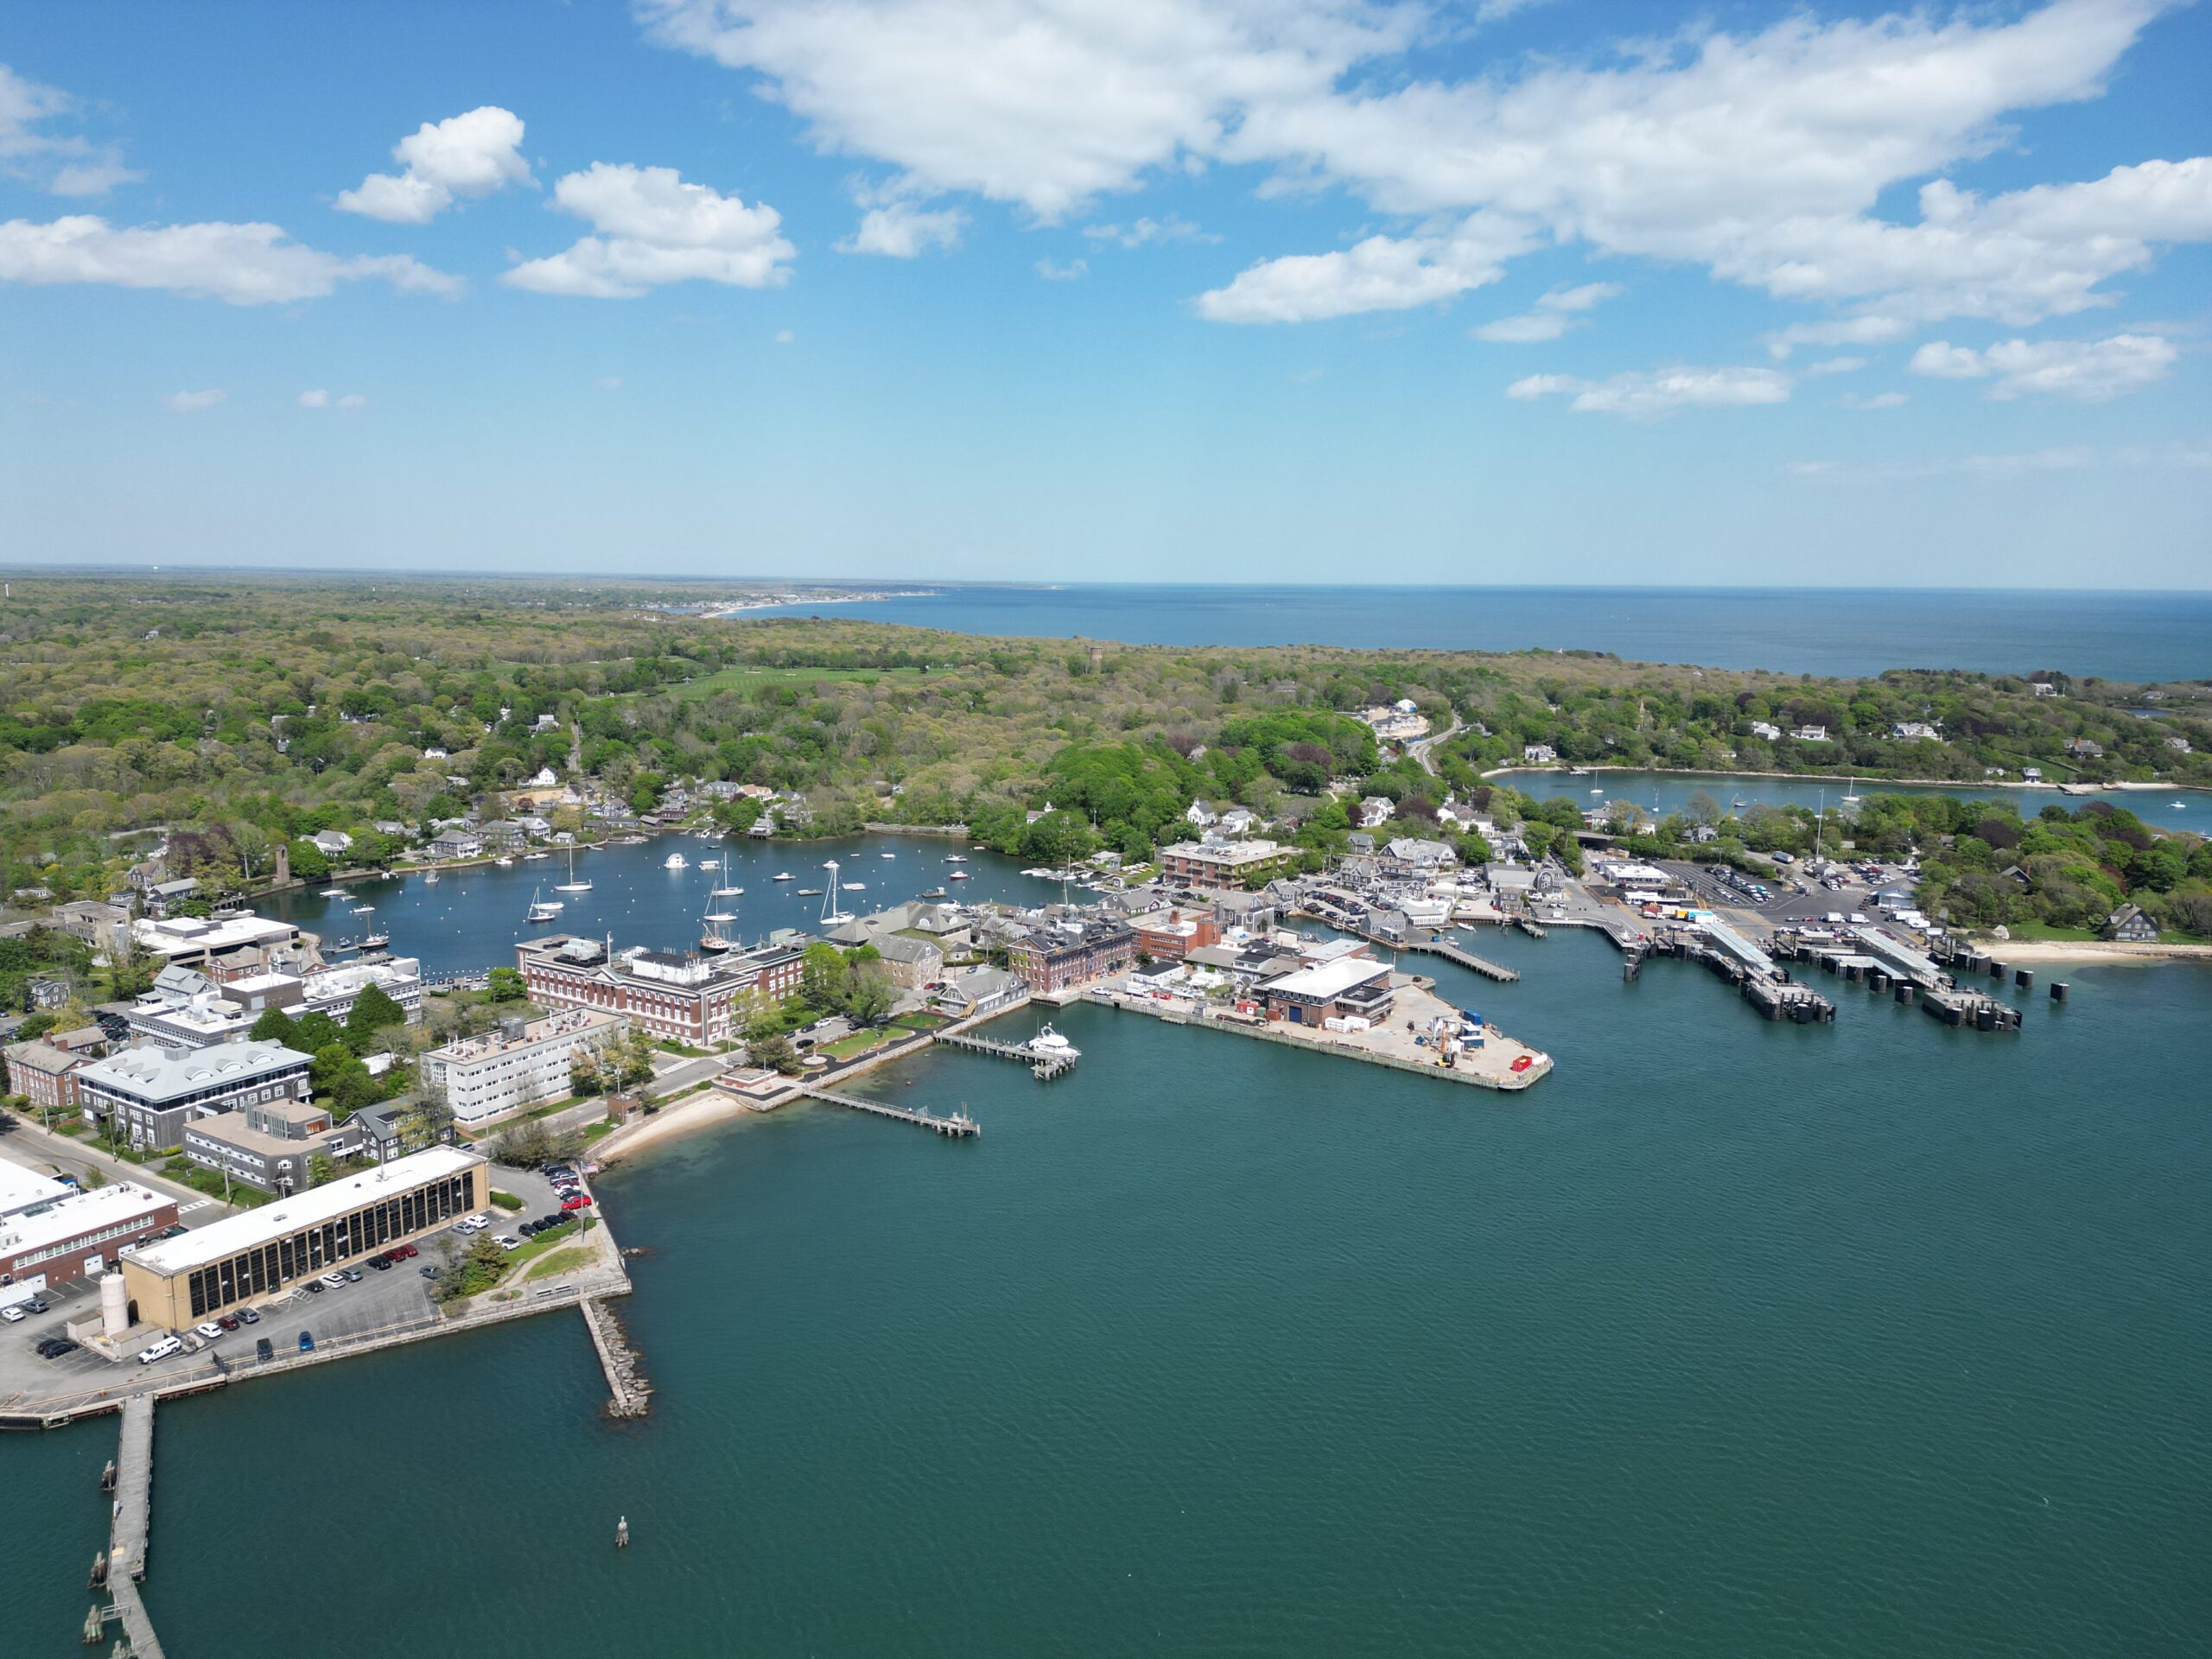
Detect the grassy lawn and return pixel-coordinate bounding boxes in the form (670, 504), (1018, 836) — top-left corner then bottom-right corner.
(893, 1010), (949, 1031)
(524, 1245), (595, 1281)
(582, 1120), (618, 1143)
(820, 1029), (898, 1060)
(499, 1217), (594, 1280)
(668, 664), (930, 702)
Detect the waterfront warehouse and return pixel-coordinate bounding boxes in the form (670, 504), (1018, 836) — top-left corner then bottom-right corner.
(119, 1146), (488, 1331)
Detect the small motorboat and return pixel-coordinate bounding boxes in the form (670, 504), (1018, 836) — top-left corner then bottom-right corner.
(320, 886), (347, 898)
(524, 851), (550, 861)
(797, 887), (823, 897)
(773, 871), (792, 881)
(880, 851), (895, 859)
(842, 882), (866, 892)
(949, 870), (971, 880)
(496, 856), (514, 868)
(2174, 802), (2189, 810)
(921, 887), (948, 899)
(945, 855), (968, 863)
(352, 903), (375, 914)
(664, 853), (689, 870)
(700, 859), (720, 869)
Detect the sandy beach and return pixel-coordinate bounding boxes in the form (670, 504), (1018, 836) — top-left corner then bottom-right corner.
(596, 1089), (778, 1166)
(1967, 939), (2212, 965)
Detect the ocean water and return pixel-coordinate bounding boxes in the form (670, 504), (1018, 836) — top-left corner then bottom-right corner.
(752, 586), (2212, 682)
(10, 930), (2207, 1657)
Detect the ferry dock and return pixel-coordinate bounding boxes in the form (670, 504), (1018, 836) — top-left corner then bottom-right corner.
(933, 1027), (1077, 1078)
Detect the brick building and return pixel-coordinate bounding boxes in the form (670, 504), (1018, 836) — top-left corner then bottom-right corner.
(518, 934), (804, 1046)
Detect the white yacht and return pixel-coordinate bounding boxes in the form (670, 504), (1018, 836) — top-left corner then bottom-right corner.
(320, 886), (347, 898)
(949, 870), (971, 880)
(555, 847), (591, 894)
(1027, 1025), (1080, 1061)
(700, 859), (720, 869)
(880, 851), (895, 859)
(945, 854), (968, 863)
(841, 881), (867, 893)
(773, 871), (793, 881)
(664, 852), (689, 870)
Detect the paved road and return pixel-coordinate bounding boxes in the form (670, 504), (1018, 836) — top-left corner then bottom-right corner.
(0, 1118), (237, 1217)
(1408, 715), (1464, 778)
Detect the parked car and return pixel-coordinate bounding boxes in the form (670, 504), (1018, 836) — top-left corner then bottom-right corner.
(237, 1306), (260, 1325)
(495, 1235), (522, 1251)
(366, 1255), (392, 1270)
(194, 1321), (224, 1339)
(23, 1297), (48, 1314)
(0, 1306), (23, 1324)
(340, 1266), (363, 1282)
(255, 1337), (274, 1363)
(319, 1272), (346, 1289)
(464, 1213), (491, 1230)
(297, 1331), (315, 1352)
(138, 1336), (183, 1364)
(217, 1313), (242, 1332)
(395, 1243), (419, 1259)
(561, 1194), (592, 1211)
(302, 1279), (324, 1294)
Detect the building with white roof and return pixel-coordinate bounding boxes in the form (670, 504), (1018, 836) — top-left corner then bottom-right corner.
(0, 1181), (179, 1297)
(76, 1039), (314, 1153)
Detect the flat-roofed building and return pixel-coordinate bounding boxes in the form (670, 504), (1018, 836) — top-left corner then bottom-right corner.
(1007, 919), (1135, 993)
(119, 1146), (486, 1331)
(1, 1182), (178, 1294)
(1127, 906), (1221, 962)
(130, 912), (314, 982)
(76, 1038), (314, 1154)
(182, 1098), (359, 1195)
(518, 933), (803, 1046)
(1158, 837), (1296, 892)
(423, 1007), (628, 1128)
(1262, 957), (1396, 1028)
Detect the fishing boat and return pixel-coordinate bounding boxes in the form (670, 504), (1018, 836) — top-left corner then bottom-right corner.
(526, 887), (562, 924)
(921, 887), (948, 899)
(663, 852), (689, 870)
(773, 871), (792, 882)
(555, 847), (592, 894)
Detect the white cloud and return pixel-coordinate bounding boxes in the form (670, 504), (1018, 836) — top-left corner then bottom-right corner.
(504, 162), (795, 297)
(773, 327), (796, 343)
(1198, 213), (1534, 322)
(1035, 256), (1088, 281)
(1509, 364), (1792, 418)
(839, 200), (966, 257)
(1908, 332), (2177, 400)
(1082, 214), (1217, 248)
(1793, 445), (2100, 480)
(0, 215), (461, 304)
(1764, 315), (1912, 359)
(1838, 390), (1908, 409)
(165, 389), (223, 414)
(1473, 0), (1555, 23)
(639, 0), (1410, 221)
(298, 389), (328, 408)
(300, 388), (367, 410)
(1803, 356), (1867, 377)
(595, 376), (622, 390)
(337, 393), (366, 410)
(337, 106), (531, 224)
(1472, 279), (1624, 342)
(0, 62), (140, 198)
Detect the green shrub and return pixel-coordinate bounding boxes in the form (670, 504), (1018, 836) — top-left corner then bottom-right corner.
(489, 1189), (524, 1211)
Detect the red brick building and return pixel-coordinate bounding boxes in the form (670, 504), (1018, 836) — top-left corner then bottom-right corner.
(517, 935), (804, 1046)
(3, 1039), (87, 1118)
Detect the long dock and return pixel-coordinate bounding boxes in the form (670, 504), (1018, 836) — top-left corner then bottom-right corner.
(933, 1028), (1075, 1078)
(800, 1084), (980, 1137)
(579, 1297), (652, 1419)
(1395, 936), (1520, 982)
(95, 1395), (164, 1656)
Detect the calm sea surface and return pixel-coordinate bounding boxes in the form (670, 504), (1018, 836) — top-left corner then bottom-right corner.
(752, 586), (2212, 681)
(4, 899), (2208, 1657)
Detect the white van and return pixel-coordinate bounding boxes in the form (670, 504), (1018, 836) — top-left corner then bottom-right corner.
(137, 1336), (183, 1365)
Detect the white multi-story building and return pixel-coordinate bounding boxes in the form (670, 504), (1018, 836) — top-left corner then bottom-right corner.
(422, 1007), (628, 1128)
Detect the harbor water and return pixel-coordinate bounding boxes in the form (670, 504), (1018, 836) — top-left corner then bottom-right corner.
(8, 927), (2206, 1656)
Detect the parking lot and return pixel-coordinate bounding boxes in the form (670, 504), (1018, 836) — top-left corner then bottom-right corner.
(0, 1163), (583, 1406)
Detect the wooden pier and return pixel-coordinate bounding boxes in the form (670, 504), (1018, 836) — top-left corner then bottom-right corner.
(800, 1084), (980, 1137)
(1395, 937), (1521, 982)
(91, 1395), (163, 1656)
(934, 1028), (1076, 1078)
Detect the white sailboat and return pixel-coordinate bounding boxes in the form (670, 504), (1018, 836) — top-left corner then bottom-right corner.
(712, 883), (744, 897)
(556, 846), (592, 894)
(526, 886), (562, 924)
(819, 861), (853, 925)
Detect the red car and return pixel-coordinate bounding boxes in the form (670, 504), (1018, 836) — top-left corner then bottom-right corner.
(1510, 1054), (1535, 1073)
(395, 1243), (418, 1259)
(561, 1193), (592, 1211)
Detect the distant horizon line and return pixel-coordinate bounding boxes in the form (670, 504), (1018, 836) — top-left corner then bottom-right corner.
(3, 563), (2211, 598)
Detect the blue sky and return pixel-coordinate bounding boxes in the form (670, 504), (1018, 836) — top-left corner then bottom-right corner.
(3, 0), (2208, 587)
